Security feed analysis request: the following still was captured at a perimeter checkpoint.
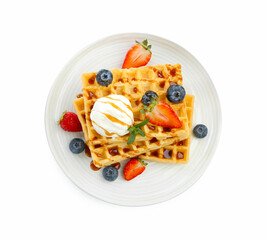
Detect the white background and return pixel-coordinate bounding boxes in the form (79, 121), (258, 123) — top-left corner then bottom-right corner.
(1, 0), (266, 239)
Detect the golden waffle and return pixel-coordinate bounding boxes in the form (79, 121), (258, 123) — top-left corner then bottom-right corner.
(81, 64), (189, 145)
(73, 96), (88, 141)
(74, 96), (189, 167)
(77, 64), (191, 167)
(139, 95), (194, 164)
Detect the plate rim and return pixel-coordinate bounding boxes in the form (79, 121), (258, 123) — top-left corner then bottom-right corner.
(45, 32), (222, 207)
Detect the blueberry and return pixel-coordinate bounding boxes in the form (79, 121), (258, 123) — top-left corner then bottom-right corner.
(96, 69), (113, 86)
(193, 124), (208, 138)
(69, 138), (85, 154)
(166, 85), (186, 103)
(142, 91), (158, 106)
(102, 166), (118, 181)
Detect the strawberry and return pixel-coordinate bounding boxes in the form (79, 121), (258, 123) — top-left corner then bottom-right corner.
(58, 111), (82, 132)
(124, 158), (147, 181)
(122, 39), (152, 69)
(145, 101), (182, 128)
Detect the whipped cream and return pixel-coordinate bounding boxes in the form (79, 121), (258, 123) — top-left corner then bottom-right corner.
(90, 95), (134, 138)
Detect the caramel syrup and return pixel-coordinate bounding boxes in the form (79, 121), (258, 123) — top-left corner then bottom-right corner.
(170, 69), (176, 76)
(151, 151), (159, 157)
(133, 87), (138, 93)
(150, 137), (158, 143)
(157, 71), (164, 78)
(88, 91), (97, 99)
(90, 160), (101, 171)
(123, 148), (130, 153)
(159, 81), (165, 88)
(105, 96), (133, 112)
(85, 145), (91, 157)
(178, 141), (184, 146)
(163, 149), (172, 159)
(111, 162), (121, 170)
(163, 127), (171, 132)
(177, 152), (184, 159)
(108, 147), (119, 156)
(101, 112), (130, 128)
(82, 113), (86, 120)
(89, 76), (95, 84)
(76, 93), (83, 98)
(91, 120), (119, 137)
(135, 100), (140, 106)
(99, 101), (133, 124)
(148, 125), (156, 131)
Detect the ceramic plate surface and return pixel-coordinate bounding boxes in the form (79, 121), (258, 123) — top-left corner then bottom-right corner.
(45, 33), (221, 206)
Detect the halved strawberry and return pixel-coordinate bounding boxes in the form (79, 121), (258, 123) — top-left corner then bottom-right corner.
(122, 39), (152, 69)
(145, 101), (182, 128)
(123, 158), (147, 181)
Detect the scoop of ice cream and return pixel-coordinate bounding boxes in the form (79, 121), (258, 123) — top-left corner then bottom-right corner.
(90, 95), (134, 138)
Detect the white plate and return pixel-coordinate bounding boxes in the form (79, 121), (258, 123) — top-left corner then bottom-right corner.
(45, 33), (221, 206)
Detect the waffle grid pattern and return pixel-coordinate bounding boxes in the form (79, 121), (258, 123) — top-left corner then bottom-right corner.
(74, 94), (194, 167)
(81, 64), (188, 145)
(74, 95), (195, 164)
(74, 64), (192, 167)
(139, 95), (194, 163)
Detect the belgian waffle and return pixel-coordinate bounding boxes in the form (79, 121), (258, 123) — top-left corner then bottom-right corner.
(74, 96), (189, 167)
(76, 64), (191, 167)
(81, 64), (189, 145)
(73, 96), (88, 141)
(139, 95), (195, 164)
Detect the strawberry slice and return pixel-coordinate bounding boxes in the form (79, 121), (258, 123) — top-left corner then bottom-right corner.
(124, 158), (147, 181)
(145, 101), (182, 128)
(122, 39), (152, 69)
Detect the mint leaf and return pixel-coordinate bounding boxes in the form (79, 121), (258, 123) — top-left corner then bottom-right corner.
(128, 126), (135, 132)
(127, 132), (137, 145)
(137, 128), (145, 137)
(134, 118), (150, 128)
(127, 118), (150, 144)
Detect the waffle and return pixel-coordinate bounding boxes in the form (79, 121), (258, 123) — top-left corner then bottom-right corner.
(74, 96), (189, 167)
(81, 64), (189, 145)
(73, 96), (88, 141)
(139, 95), (195, 164)
(77, 64), (191, 167)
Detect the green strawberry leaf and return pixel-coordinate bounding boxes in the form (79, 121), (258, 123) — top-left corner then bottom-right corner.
(135, 39), (152, 52)
(58, 111), (67, 124)
(140, 97), (159, 114)
(139, 159), (148, 166)
(142, 39), (148, 46)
